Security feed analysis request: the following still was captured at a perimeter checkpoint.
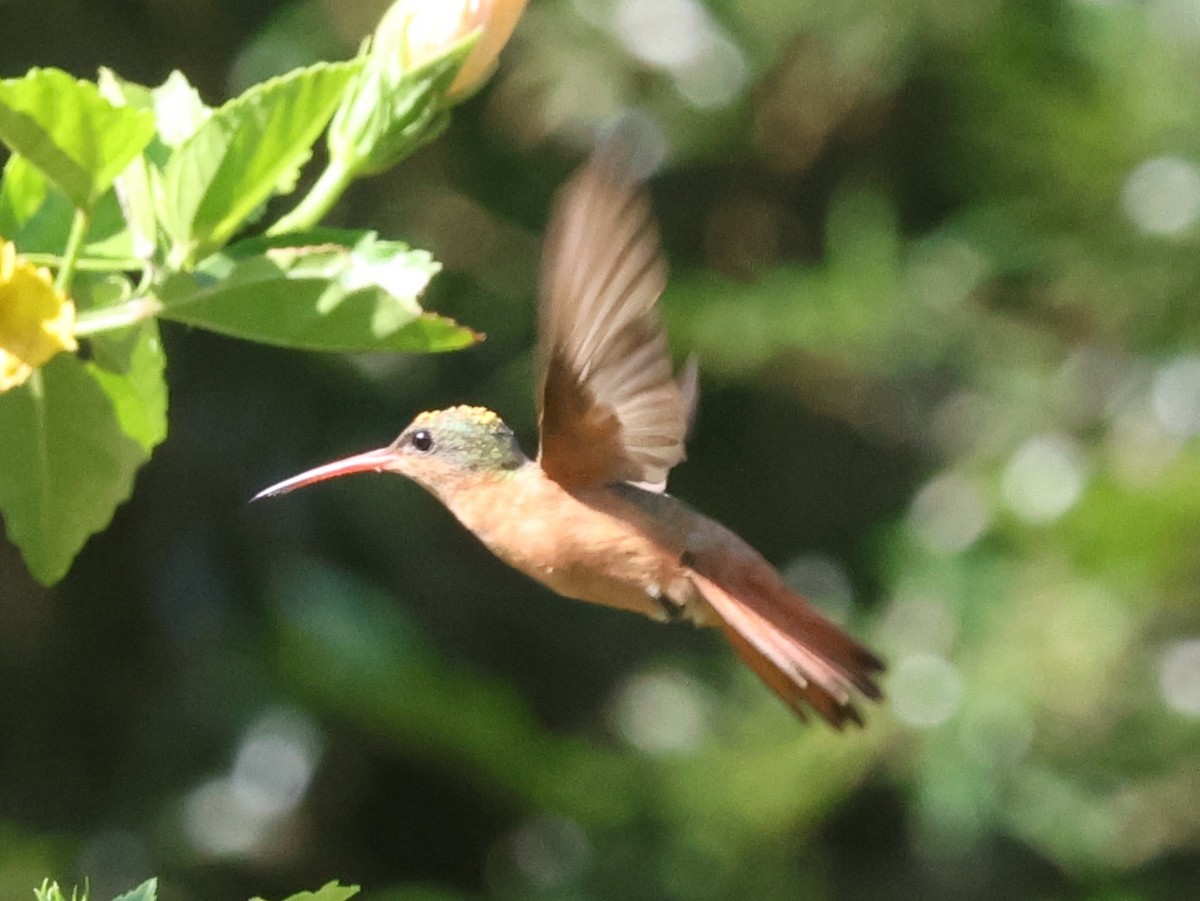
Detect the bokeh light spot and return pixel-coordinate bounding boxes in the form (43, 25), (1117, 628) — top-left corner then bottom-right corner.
(960, 701), (1035, 769)
(931, 390), (1005, 457)
(782, 554), (853, 622)
(1001, 434), (1088, 523)
(1158, 638), (1200, 716)
(881, 592), (960, 656)
(1107, 402), (1182, 487)
(509, 814), (590, 889)
(907, 240), (988, 310)
(1150, 0), (1200, 41)
(606, 0), (748, 109)
(908, 472), (992, 555)
(1121, 156), (1200, 235)
(613, 0), (710, 68)
(184, 777), (268, 859)
(891, 653), (966, 728)
(671, 31), (749, 109)
(183, 707), (323, 859)
(612, 667), (711, 753)
(1151, 354), (1200, 437)
(230, 707), (322, 819)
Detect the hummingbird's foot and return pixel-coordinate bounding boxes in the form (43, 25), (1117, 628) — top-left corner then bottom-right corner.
(649, 586), (688, 623)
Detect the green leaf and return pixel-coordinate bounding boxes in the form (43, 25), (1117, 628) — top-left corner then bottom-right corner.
(90, 323), (169, 453)
(96, 70), (161, 261)
(32, 881), (83, 901)
(0, 68), (155, 208)
(0, 329), (166, 585)
(155, 60), (359, 267)
(94, 68), (218, 264)
(0, 154), (135, 260)
(328, 29), (476, 177)
(75, 273), (143, 372)
(156, 233), (480, 353)
(112, 878), (158, 901)
(97, 69), (214, 162)
(0, 150), (46, 233)
(147, 71), (213, 151)
(253, 881), (360, 901)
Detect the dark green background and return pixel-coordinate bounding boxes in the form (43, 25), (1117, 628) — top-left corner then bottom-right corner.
(4, 0), (1200, 898)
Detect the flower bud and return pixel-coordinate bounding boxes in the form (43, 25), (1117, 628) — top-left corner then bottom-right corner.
(384, 0), (528, 101)
(326, 0), (527, 181)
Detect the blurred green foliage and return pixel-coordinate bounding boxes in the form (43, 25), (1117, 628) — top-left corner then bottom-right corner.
(3, 0), (1200, 899)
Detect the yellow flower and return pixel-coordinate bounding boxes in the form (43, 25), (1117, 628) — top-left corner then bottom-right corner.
(384, 0), (529, 101)
(0, 240), (77, 392)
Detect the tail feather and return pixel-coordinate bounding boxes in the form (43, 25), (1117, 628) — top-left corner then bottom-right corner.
(692, 572), (884, 729)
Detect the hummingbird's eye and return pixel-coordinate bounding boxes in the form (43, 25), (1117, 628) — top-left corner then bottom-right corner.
(410, 429), (435, 453)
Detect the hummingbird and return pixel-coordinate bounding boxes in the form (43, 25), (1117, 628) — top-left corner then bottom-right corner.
(255, 146), (884, 728)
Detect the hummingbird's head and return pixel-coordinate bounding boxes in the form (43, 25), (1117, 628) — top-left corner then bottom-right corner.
(253, 405), (528, 501)
(391, 406), (528, 483)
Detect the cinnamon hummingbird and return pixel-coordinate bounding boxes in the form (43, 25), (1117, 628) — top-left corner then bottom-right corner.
(254, 147), (884, 727)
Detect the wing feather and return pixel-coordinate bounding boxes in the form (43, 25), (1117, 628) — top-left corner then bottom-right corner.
(536, 145), (690, 490)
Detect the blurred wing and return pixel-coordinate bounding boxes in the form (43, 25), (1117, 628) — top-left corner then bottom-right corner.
(536, 146), (690, 491)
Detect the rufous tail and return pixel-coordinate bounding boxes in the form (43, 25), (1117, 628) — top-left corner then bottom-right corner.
(691, 570), (884, 728)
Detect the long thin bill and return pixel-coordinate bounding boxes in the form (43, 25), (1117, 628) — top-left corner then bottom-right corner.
(252, 447), (396, 501)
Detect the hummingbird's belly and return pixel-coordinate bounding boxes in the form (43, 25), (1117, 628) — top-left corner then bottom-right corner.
(532, 552), (696, 621)
(481, 514), (676, 614)
(443, 469), (708, 623)
(499, 497), (703, 621)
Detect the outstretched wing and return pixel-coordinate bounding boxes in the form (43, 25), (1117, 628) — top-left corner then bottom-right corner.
(536, 145), (691, 491)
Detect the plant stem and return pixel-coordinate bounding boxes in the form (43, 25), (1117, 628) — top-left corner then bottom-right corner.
(54, 207), (91, 295)
(25, 253), (147, 273)
(73, 296), (163, 336)
(268, 160), (357, 236)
